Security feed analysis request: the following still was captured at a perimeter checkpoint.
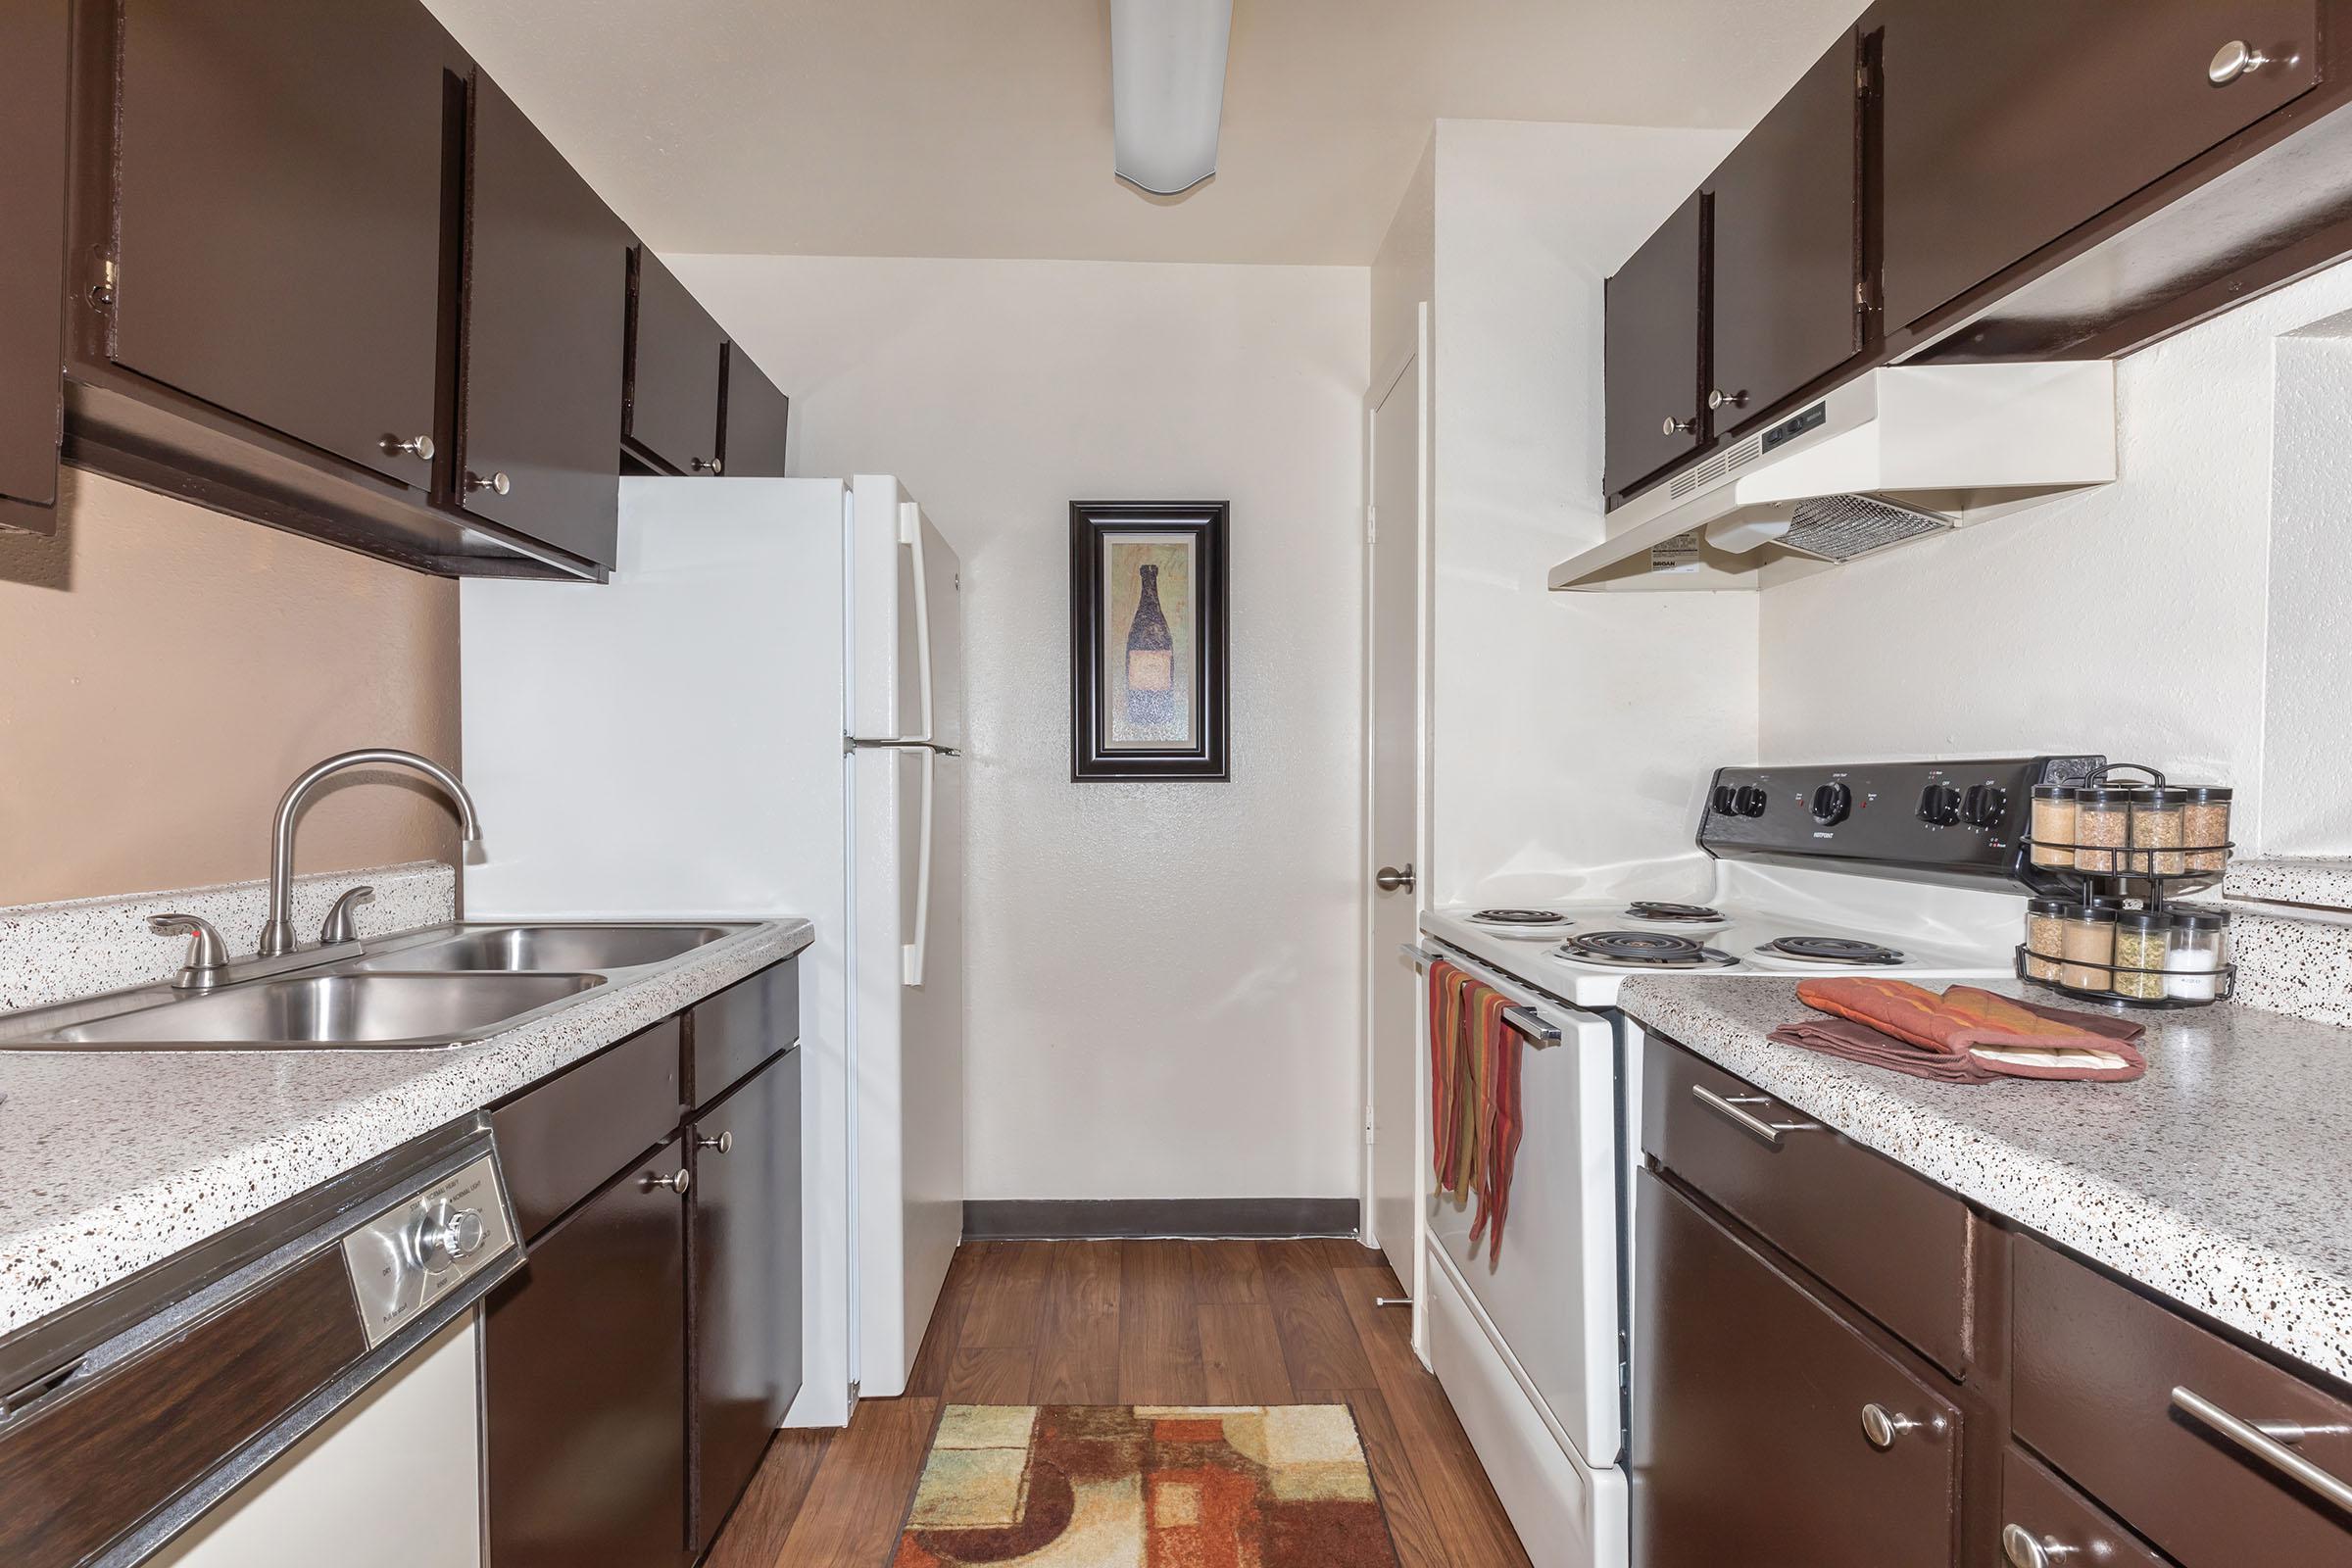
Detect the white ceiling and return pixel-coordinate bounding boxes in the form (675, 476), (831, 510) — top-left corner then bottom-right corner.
(421, 0), (1862, 266)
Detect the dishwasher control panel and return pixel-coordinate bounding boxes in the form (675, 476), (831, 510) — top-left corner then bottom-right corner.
(340, 1152), (516, 1348)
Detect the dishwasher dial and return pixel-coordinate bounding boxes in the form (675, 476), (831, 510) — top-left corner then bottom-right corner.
(408, 1199), (488, 1274)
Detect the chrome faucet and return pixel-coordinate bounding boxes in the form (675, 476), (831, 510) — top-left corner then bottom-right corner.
(258, 749), (482, 956)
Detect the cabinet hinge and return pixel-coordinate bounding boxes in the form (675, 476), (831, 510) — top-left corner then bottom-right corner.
(1364, 504), (1377, 542)
(89, 256), (119, 311)
(1856, 61), (1872, 94)
(1855, 279), (1871, 309)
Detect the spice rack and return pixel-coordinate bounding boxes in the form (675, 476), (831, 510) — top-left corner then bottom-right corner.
(2014, 763), (2237, 1009)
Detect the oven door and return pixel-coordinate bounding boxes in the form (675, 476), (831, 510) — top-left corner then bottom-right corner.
(1415, 941), (1624, 1472)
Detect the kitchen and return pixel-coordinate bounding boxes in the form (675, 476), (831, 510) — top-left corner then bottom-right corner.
(3, 2), (2350, 1566)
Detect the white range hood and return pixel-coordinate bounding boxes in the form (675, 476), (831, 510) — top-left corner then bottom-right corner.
(1551, 362), (2117, 592)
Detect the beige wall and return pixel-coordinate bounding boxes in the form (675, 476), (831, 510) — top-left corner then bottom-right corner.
(674, 251), (1369, 1203)
(0, 470), (462, 906)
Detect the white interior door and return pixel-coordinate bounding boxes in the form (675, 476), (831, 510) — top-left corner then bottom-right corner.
(1362, 306), (1431, 1296)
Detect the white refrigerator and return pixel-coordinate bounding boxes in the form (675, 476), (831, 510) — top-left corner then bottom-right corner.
(459, 474), (965, 1425)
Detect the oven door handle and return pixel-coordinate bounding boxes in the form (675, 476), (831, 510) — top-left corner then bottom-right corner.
(1499, 1005), (1563, 1046)
(1399, 943), (1437, 970)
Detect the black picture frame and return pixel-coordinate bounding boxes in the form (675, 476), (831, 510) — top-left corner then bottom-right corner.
(1069, 500), (1230, 782)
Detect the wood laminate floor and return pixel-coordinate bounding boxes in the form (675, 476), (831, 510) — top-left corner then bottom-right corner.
(707, 1238), (1533, 1568)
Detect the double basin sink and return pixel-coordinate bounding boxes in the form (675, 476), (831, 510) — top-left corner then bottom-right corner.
(0, 923), (752, 1052)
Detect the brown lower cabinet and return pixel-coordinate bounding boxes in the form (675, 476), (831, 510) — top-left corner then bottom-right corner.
(485, 956), (803, 1567)
(1638, 1032), (2352, 1568)
(486, 1136), (692, 1568)
(1633, 1167), (1962, 1568)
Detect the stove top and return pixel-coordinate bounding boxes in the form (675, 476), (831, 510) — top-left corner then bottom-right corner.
(1623, 901), (1725, 925)
(1555, 930), (1738, 970)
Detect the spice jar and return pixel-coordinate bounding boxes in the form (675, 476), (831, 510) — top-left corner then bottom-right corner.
(2166, 907), (2230, 1002)
(2024, 898), (2069, 982)
(2029, 786), (2078, 868)
(2058, 904), (2118, 992)
(2112, 911), (2171, 1001)
(2127, 787), (2188, 876)
(2182, 786), (2233, 873)
(2073, 787), (2135, 874)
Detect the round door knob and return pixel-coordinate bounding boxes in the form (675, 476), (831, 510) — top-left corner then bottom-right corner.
(381, 433), (434, 461)
(1811, 781), (1852, 826)
(2000, 1523), (2073, 1568)
(1732, 784), (1768, 817)
(2209, 39), (2274, 83)
(1860, 1401), (1924, 1450)
(1661, 415), (1696, 436)
(466, 469), (512, 496)
(1917, 783), (1961, 826)
(697, 1130), (735, 1155)
(642, 1168), (692, 1197)
(1707, 388), (1747, 412)
(1374, 863), (1416, 893)
(690, 456), (724, 474)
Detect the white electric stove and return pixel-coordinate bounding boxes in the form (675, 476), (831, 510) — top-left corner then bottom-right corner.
(1404, 756), (2103, 1568)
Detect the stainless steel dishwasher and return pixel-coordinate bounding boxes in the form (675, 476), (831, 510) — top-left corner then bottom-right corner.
(0, 1122), (520, 1567)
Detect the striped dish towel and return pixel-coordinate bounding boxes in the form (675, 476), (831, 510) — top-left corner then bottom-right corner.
(1426, 959), (1526, 1254)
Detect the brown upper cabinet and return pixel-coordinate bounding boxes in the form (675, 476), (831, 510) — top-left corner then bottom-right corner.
(1702, 29), (1862, 437)
(719, 342), (792, 479)
(624, 248), (727, 475)
(1879, 0), (2323, 332)
(1602, 194), (1705, 498)
(0, 0), (71, 536)
(459, 73), (631, 569)
(109, 0), (457, 491)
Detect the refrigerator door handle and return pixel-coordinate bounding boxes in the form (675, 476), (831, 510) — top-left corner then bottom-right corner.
(904, 746), (935, 987)
(901, 500), (935, 745)
(846, 736), (960, 756)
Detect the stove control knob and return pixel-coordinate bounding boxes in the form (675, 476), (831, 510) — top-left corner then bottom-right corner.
(1732, 784), (1768, 818)
(1916, 783), (1961, 826)
(1962, 782), (2008, 827)
(1810, 781), (1852, 825)
(1711, 783), (1739, 816)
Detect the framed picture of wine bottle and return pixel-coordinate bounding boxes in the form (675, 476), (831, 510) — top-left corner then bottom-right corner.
(1068, 500), (1230, 781)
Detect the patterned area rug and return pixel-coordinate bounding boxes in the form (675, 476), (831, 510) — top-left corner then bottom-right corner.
(892, 1404), (1403, 1566)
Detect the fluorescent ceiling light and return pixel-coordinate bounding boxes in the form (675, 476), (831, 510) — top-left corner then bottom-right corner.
(1109, 0), (1233, 196)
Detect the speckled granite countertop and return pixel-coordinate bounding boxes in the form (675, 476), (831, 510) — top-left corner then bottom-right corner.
(1619, 976), (2352, 1384)
(0, 917), (812, 1339)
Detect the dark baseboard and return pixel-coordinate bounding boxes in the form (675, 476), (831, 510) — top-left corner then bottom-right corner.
(962, 1198), (1362, 1241)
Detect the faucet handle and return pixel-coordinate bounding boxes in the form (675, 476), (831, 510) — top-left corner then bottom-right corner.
(319, 885), (376, 946)
(149, 913), (230, 990)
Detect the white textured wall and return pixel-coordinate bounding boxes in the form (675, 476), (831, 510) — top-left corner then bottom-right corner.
(1763, 257), (2352, 853)
(669, 254), (1369, 1202)
(1428, 121), (1752, 906)
(2264, 306), (2352, 856)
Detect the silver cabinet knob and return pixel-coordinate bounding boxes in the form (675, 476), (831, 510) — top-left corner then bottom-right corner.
(465, 470), (512, 496)
(1374, 863), (1416, 893)
(2209, 39), (2274, 83)
(1707, 388), (1747, 411)
(1999, 1523), (2076, 1568)
(1859, 1402), (1927, 1450)
(1661, 415), (1696, 435)
(381, 433), (435, 461)
(689, 457), (723, 474)
(641, 1168), (691, 1197)
(696, 1130), (734, 1154)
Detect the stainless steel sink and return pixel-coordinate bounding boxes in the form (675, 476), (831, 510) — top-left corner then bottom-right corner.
(0, 972), (605, 1052)
(352, 922), (748, 975)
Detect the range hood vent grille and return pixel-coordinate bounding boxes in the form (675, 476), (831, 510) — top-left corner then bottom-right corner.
(1779, 494), (1953, 563)
(1670, 450), (1729, 498)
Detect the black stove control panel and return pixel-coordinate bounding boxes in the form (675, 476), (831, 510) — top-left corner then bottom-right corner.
(1698, 756), (2104, 889)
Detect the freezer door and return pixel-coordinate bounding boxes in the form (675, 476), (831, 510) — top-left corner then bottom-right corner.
(850, 476), (964, 749)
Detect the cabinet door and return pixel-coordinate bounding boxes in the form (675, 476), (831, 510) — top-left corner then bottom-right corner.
(718, 344), (791, 479)
(487, 1138), (690, 1568)
(0, 0), (69, 532)
(112, 0), (456, 488)
(1705, 29), (1860, 432)
(1604, 193), (1704, 498)
(624, 248), (724, 475)
(458, 73), (629, 568)
(1882, 0), (2322, 332)
(689, 1048), (803, 1550)
(1632, 1171), (1960, 1568)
